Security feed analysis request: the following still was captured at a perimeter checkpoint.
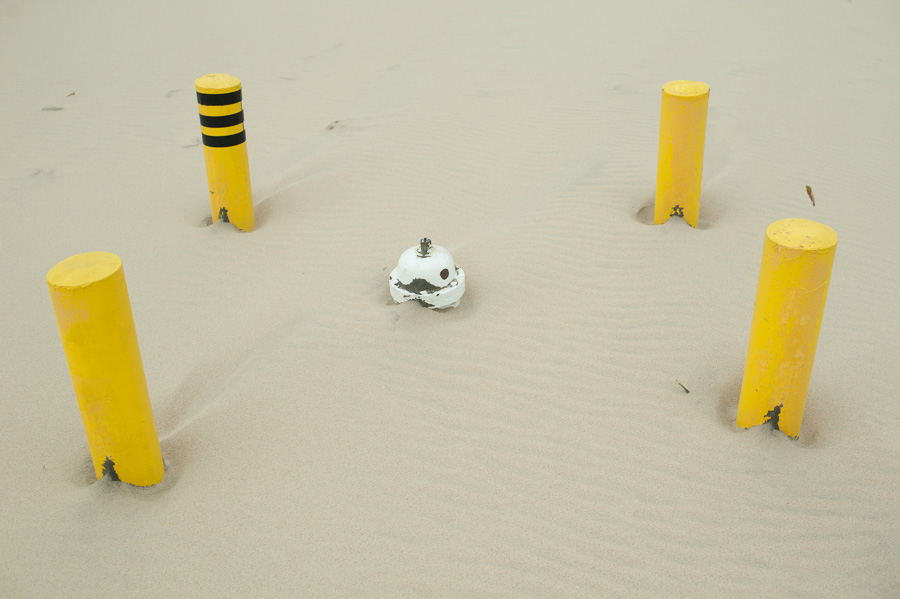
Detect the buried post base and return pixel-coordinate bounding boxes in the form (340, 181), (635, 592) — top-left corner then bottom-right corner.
(736, 403), (798, 439)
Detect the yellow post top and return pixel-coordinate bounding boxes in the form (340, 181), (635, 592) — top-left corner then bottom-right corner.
(195, 73), (242, 95)
(47, 251), (122, 289)
(662, 80), (709, 98)
(766, 218), (838, 252)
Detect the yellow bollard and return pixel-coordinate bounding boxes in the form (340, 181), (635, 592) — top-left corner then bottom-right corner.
(736, 219), (838, 438)
(196, 73), (254, 231)
(47, 252), (165, 486)
(654, 80), (710, 227)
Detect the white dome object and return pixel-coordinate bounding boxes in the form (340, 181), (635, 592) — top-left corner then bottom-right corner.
(389, 238), (465, 309)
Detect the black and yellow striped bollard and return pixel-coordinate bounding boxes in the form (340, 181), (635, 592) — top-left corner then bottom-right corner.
(195, 73), (254, 231)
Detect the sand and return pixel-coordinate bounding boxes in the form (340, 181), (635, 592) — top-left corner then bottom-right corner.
(2, 0), (899, 596)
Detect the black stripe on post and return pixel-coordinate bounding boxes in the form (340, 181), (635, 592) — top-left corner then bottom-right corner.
(202, 130), (247, 148)
(199, 111), (245, 129)
(196, 89), (242, 106)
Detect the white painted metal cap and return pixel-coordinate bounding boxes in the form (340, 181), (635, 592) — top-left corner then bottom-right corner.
(389, 238), (465, 309)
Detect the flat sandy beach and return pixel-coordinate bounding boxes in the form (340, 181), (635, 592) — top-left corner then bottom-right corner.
(2, 0), (899, 596)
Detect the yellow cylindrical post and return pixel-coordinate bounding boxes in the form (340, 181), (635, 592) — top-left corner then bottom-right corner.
(47, 252), (164, 486)
(196, 73), (254, 231)
(654, 80), (709, 227)
(736, 219), (838, 438)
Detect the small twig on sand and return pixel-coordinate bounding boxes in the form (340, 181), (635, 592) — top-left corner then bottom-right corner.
(676, 380), (690, 393)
